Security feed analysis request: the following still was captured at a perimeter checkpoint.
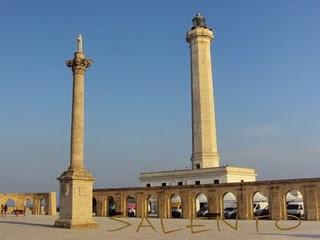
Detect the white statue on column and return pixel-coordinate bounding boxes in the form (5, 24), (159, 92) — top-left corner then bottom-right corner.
(77, 34), (83, 53)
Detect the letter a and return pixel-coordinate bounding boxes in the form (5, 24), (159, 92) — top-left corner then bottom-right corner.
(136, 217), (157, 233)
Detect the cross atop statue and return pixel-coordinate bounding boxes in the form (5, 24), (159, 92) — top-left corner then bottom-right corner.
(77, 34), (83, 53)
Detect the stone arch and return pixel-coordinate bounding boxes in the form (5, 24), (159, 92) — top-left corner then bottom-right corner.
(252, 191), (269, 218)
(147, 194), (158, 218)
(195, 193), (208, 217)
(106, 196), (116, 217)
(285, 189), (304, 219)
(24, 198), (33, 215)
(126, 195), (136, 217)
(5, 199), (16, 214)
(222, 192), (237, 219)
(92, 197), (97, 216)
(40, 198), (46, 215)
(170, 193), (182, 218)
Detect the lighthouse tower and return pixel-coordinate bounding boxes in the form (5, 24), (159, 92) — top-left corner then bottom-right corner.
(186, 13), (220, 169)
(138, 14), (257, 187)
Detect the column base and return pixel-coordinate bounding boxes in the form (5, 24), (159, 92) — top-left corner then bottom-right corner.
(54, 219), (98, 229)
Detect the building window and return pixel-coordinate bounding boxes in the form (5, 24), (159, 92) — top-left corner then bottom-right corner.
(178, 181), (183, 186)
(214, 179), (219, 184)
(162, 182), (166, 187)
(195, 181), (200, 185)
(196, 164), (201, 169)
(146, 183), (151, 187)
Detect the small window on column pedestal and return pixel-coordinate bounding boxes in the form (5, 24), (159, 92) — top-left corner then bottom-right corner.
(146, 183), (151, 187)
(196, 164), (201, 169)
(162, 182), (166, 187)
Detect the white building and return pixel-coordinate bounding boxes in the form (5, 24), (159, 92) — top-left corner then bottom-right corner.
(140, 166), (256, 187)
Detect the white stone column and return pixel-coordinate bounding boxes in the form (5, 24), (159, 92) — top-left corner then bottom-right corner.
(54, 36), (96, 229)
(68, 51), (89, 169)
(186, 14), (220, 169)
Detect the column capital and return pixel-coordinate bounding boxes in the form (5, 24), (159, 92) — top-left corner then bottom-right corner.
(66, 53), (92, 74)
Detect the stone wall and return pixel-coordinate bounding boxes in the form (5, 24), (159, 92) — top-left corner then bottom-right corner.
(93, 177), (320, 221)
(0, 192), (56, 216)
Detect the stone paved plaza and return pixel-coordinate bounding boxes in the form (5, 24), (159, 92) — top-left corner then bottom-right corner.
(0, 215), (320, 240)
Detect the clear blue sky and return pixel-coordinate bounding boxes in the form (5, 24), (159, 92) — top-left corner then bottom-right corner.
(0, 0), (319, 192)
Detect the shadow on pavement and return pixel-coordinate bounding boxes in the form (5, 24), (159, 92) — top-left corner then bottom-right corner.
(260, 233), (320, 239)
(0, 220), (53, 228)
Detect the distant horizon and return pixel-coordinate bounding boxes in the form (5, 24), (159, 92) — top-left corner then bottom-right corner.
(0, 0), (320, 193)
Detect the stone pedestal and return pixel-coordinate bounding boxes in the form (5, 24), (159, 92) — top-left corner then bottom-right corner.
(54, 169), (97, 228)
